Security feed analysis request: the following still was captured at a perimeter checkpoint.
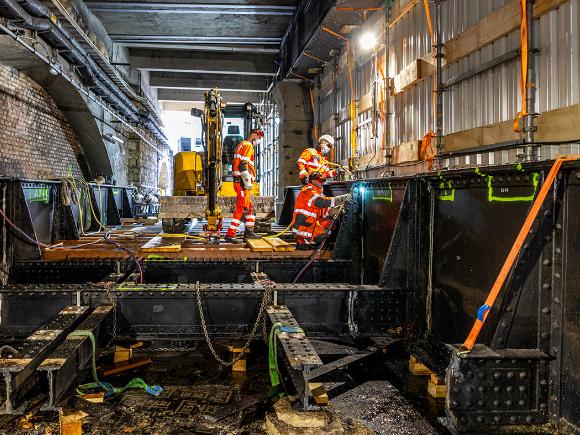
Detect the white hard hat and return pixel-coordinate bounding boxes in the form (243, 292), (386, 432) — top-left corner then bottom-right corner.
(318, 134), (335, 147)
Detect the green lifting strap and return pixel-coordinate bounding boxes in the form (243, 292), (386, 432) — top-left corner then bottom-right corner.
(268, 322), (282, 388)
(69, 330), (163, 398)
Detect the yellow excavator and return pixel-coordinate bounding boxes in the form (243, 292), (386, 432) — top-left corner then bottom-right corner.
(159, 89), (274, 241)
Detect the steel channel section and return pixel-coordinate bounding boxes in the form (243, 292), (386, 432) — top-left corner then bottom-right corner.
(0, 284), (405, 341)
(0, 306), (89, 414)
(266, 306), (323, 410)
(38, 306), (113, 410)
(142, 260), (355, 284)
(10, 261), (133, 284)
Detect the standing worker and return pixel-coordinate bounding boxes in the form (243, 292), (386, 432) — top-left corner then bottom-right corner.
(292, 172), (350, 250)
(224, 128), (263, 243)
(297, 135), (343, 184)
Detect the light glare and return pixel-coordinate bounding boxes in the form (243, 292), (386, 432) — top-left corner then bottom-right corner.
(359, 32), (377, 50)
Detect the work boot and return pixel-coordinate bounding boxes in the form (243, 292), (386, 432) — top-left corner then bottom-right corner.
(243, 228), (262, 240)
(296, 243), (315, 251)
(223, 235), (239, 244)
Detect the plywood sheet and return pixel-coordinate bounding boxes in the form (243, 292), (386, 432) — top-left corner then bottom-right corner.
(263, 238), (295, 252)
(140, 236), (185, 253)
(246, 239), (274, 252)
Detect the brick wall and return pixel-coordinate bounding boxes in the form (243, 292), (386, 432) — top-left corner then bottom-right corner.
(127, 130), (173, 193)
(0, 63), (85, 179)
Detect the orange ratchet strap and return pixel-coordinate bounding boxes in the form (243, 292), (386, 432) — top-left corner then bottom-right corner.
(421, 0), (437, 164)
(514, 0), (529, 132)
(461, 158), (578, 353)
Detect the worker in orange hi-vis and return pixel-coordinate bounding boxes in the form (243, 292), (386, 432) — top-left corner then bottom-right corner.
(297, 135), (344, 184)
(291, 172), (351, 250)
(224, 128), (263, 244)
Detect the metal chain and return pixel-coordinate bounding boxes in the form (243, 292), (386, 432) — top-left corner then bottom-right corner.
(195, 280), (274, 366)
(1, 184), (8, 287)
(104, 285), (117, 341)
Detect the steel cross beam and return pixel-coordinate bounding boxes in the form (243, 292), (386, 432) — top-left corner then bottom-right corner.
(267, 305), (322, 410)
(0, 306), (89, 414)
(38, 306), (113, 411)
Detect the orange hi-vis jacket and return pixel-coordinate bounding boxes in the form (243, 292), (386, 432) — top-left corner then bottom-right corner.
(232, 140), (256, 180)
(292, 184), (335, 243)
(297, 148), (337, 181)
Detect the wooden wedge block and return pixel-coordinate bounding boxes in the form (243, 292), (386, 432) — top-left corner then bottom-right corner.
(59, 410), (88, 435)
(430, 373), (445, 385)
(114, 341), (143, 362)
(80, 392), (105, 403)
(428, 375), (447, 398)
(140, 236), (185, 253)
(246, 238), (273, 252)
(308, 382), (329, 406)
(409, 355), (432, 376)
(263, 238), (295, 252)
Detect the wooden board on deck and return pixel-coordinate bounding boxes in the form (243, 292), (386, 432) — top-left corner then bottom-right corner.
(263, 238), (295, 252)
(140, 236), (185, 253)
(246, 238), (274, 252)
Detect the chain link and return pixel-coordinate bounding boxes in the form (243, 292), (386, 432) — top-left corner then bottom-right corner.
(195, 280), (274, 366)
(104, 284), (117, 341)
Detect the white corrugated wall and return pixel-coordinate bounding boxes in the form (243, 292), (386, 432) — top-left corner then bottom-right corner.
(390, 0), (580, 148)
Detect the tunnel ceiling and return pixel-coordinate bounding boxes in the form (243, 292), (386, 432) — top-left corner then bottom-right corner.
(83, 0), (300, 106)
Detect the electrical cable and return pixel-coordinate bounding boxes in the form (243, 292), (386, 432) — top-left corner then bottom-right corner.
(0, 206), (63, 249)
(103, 232), (143, 284)
(263, 223), (292, 239)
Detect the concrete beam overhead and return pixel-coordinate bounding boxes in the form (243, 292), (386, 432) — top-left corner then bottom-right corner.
(157, 88), (264, 104)
(149, 72), (271, 91)
(91, 12), (292, 38)
(129, 49), (277, 76)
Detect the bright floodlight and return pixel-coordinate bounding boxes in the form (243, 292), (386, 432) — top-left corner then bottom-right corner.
(359, 32), (377, 50)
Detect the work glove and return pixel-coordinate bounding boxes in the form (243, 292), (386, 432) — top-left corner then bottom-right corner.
(241, 170), (253, 191)
(336, 166), (346, 176)
(334, 193), (352, 205)
(300, 176), (308, 185)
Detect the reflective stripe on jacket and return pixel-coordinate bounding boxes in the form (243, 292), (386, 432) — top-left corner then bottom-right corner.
(292, 184), (335, 241)
(232, 140), (255, 178)
(297, 148), (337, 180)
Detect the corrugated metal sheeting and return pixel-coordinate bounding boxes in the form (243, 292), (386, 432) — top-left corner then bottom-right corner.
(391, 0), (580, 147)
(312, 0), (579, 168)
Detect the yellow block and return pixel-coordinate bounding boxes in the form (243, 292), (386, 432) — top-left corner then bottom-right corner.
(409, 355), (432, 376)
(263, 238), (295, 252)
(140, 236), (185, 253)
(428, 379), (447, 398)
(246, 238), (273, 252)
(173, 151), (204, 195)
(219, 181), (260, 197)
(59, 410), (88, 435)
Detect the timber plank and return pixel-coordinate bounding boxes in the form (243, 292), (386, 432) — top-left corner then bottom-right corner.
(246, 239), (274, 252)
(443, 104), (580, 152)
(263, 238), (295, 252)
(139, 236), (185, 253)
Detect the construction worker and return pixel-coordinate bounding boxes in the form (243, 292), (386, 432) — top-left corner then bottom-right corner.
(297, 135), (343, 184)
(292, 172), (349, 250)
(224, 128), (263, 243)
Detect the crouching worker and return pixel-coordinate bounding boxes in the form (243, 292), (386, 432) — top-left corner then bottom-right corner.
(292, 172), (350, 250)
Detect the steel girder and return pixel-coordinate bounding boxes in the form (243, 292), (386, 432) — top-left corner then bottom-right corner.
(0, 283), (408, 341)
(0, 306), (89, 414)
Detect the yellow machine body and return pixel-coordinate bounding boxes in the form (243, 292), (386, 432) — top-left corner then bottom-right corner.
(173, 151), (204, 196)
(219, 180), (260, 197)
